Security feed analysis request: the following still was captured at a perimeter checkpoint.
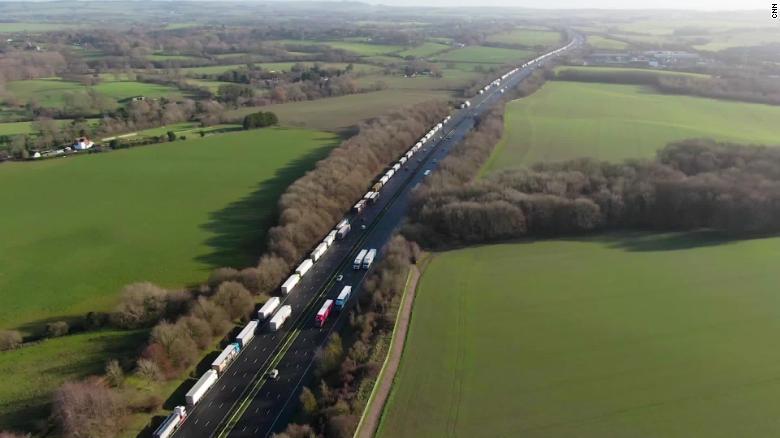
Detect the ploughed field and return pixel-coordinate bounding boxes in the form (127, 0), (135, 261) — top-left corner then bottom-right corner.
(0, 127), (337, 331)
(378, 234), (780, 437)
(483, 81), (780, 171)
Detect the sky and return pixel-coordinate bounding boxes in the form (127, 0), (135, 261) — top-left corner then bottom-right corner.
(365, 0), (766, 9)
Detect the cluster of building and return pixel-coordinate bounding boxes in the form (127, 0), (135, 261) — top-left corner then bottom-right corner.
(585, 50), (704, 68)
(31, 137), (95, 159)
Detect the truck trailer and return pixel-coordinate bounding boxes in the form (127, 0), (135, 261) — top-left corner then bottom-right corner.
(324, 230), (337, 247)
(281, 274), (300, 295)
(153, 406), (187, 438)
(311, 243), (328, 262)
(353, 249), (368, 270)
(269, 305), (292, 331)
(185, 370), (218, 407)
(258, 296), (281, 320)
(353, 199), (367, 214)
(296, 259), (313, 276)
(335, 286), (352, 310)
(362, 248), (376, 269)
(236, 320), (258, 347)
(211, 342), (240, 374)
(337, 224), (351, 239)
(315, 299), (334, 328)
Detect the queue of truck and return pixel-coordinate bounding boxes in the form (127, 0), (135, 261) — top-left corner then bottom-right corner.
(159, 39), (577, 435)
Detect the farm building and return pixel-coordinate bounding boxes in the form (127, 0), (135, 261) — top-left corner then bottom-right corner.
(73, 137), (94, 150)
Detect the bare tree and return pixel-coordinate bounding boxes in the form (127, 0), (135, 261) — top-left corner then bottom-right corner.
(52, 378), (128, 438)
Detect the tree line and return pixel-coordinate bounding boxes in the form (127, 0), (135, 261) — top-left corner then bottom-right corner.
(406, 139), (780, 248)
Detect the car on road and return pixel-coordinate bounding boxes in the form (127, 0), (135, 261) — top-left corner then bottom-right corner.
(424, 170), (432, 176)
(268, 369), (279, 380)
(336, 274), (343, 282)
(361, 224), (367, 230)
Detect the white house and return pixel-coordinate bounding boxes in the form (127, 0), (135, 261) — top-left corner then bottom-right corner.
(73, 137), (94, 151)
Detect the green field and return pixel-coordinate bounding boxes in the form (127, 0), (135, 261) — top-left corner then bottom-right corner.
(0, 329), (147, 431)
(554, 65), (709, 79)
(0, 121), (37, 136)
(692, 28), (780, 51)
(0, 22), (81, 33)
(146, 53), (202, 61)
(484, 81), (780, 171)
(586, 35), (630, 50)
(486, 28), (561, 47)
(0, 118), (101, 137)
(435, 46), (534, 64)
(180, 64), (248, 75)
(274, 39), (403, 56)
(396, 42), (450, 58)
(0, 127), (337, 331)
(355, 70), (481, 92)
(228, 89), (450, 131)
(6, 78), (183, 107)
(254, 62), (382, 74)
(378, 234), (780, 437)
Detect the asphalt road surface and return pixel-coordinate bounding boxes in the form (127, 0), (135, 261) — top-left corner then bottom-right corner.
(171, 34), (582, 438)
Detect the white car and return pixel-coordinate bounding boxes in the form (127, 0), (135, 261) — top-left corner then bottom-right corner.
(336, 274), (343, 282)
(268, 369), (279, 380)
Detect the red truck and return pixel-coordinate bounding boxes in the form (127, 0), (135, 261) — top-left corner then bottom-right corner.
(315, 299), (334, 328)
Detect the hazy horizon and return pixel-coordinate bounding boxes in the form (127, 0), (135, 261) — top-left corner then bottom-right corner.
(0, 0), (770, 11)
(362, 0), (766, 10)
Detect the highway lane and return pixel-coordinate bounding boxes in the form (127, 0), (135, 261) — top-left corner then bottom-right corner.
(217, 35), (584, 438)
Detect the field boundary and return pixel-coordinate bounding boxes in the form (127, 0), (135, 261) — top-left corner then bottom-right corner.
(353, 258), (425, 438)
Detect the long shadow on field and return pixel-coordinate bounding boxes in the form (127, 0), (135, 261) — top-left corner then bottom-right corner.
(586, 231), (743, 252)
(195, 136), (337, 270)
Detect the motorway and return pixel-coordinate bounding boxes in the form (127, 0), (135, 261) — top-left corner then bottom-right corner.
(172, 34), (582, 438)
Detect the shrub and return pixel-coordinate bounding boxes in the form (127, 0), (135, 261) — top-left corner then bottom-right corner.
(46, 321), (69, 338)
(213, 281), (254, 321)
(105, 360), (124, 388)
(0, 330), (22, 351)
(111, 283), (169, 329)
(242, 111), (279, 130)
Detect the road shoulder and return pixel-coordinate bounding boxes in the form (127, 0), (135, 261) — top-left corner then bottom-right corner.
(354, 258), (425, 438)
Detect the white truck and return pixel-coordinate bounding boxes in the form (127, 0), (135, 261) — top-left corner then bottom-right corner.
(257, 296), (281, 320)
(353, 199), (367, 214)
(362, 248), (377, 269)
(269, 305), (292, 331)
(311, 243), (328, 262)
(335, 286), (352, 310)
(324, 230), (337, 247)
(153, 406), (187, 438)
(353, 249), (368, 270)
(281, 273), (300, 295)
(296, 259), (313, 276)
(337, 224), (351, 239)
(236, 320), (258, 347)
(185, 370), (218, 407)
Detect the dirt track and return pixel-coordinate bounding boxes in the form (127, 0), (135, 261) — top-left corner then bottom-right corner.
(357, 265), (421, 438)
